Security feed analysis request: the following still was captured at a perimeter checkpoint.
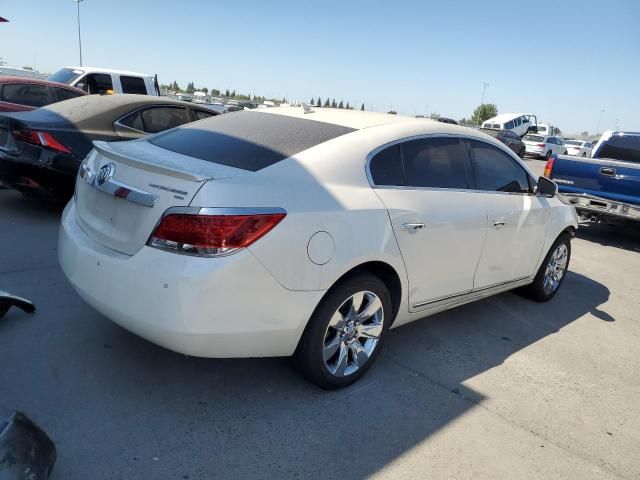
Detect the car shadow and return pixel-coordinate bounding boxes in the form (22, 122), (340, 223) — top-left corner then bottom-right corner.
(0, 267), (609, 479)
(576, 221), (640, 253)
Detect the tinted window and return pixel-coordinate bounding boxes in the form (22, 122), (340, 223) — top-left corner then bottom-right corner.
(597, 134), (640, 163)
(505, 131), (519, 140)
(140, 106), (190, 133)
(585, 143), (592, 148)
(370, 144), (405, 186)
(150, 111), (355, 172)
(505, 120), (514, 130)
(468, 140), (530, 193)
(193, 109), (216, 120)
(53, 87), (84, 102)
(120, 76), (147, 95)
(401, 137), (470, 189)
(118, 111), (144, 131)
(49, 68), (83, 84)
(524, 135), (544, 142)
(83, 73), (113, 94)
(0, 83), (51, 107)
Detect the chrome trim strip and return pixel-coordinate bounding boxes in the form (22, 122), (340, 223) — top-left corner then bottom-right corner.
(412, 276), (531, 310)
(83, 162), (159, 207)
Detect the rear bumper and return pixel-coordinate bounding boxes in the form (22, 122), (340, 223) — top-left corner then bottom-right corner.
(558, 192), (640, 222)
(58, 202), (324, 357)
(524, 146), (545, 157)
(0, 155), (75, 198)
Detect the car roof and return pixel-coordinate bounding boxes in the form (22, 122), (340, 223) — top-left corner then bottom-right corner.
(483, 113), (533, 123)
(0, 75), (85, 92)
(255, 106), (422, 130)
(63, 66), (154, 78)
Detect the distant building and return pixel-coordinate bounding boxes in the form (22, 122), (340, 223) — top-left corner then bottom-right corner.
(0, 66), (47, 79)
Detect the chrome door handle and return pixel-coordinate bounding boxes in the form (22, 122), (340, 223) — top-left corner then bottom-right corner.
(492, 220), (506, 227)
(600, 167), (615, 176)
(401, 223), (425, 232)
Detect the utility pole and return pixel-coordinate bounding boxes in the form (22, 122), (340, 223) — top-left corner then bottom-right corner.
(75, 0), (84, 66)
(477, 82), (489, 126)
(596, 109), (605, 135)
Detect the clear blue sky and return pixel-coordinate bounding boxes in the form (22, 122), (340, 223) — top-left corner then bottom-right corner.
(1, 0), (639, 133)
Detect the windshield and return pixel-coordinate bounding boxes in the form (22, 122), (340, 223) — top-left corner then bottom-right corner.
(565, 140), (582, 146)
(48, 67), (84, 84)
(524, 135), (544, 142)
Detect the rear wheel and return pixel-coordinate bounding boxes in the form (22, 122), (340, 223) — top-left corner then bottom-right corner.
(563, 150), (568, 155)
(519, 147), (526, 158)
(545, 150), (553, 159)
(519, 234), (571, 302)
(294, 273), (391, 389)
(582, 152), (586, 157)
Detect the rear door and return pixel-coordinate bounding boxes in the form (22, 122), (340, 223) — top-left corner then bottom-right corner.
(370, 136), (488, 311)
(466, 140), (549, 287)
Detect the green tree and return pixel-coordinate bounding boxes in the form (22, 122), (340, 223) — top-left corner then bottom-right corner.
(387, 110), (397, 115)
(471, 103), (498, 125)
(201, 87), (208, 94)
(331, 98), (337, 108)
(338, 100), (344, 109)
(360, 103), (365, 111)
(211, 88), (220, 96)
(310, 97), (315, 105)
(186, 81), (195, 93)
(171, 81), (180, 91)
(231, 90), (236, 98)
(429, 112), (441, 120)
(345, 102), (350, 110)
(324, 98), (330, 107)
(317, 97), (321, 106)
(225, 89), (230, 97)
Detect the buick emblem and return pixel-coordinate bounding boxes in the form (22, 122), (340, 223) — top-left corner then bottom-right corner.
(96, 163), (115, 186)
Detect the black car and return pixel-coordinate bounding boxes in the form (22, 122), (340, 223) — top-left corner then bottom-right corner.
(479, 128), (526, 157)
(0, 94), (219, 198)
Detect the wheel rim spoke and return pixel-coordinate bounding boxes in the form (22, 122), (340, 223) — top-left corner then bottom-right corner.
(349, 292), (365, 317)
(323, 335), (342, 362)
(328, 310), (345, 330)
(332, 342), (349, 376)
(357, 322), (383, 339)
(355, 295), (382, 322)
(349, 340), (368, 368)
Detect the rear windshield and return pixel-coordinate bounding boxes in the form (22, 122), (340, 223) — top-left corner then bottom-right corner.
(48, 68), (83, 85)
(524, 135), (544, 142)
(565, 140), (582, 146)
(597, 133), (640, 163)
(149, 111), (356, 171)
(480, 128), (500, 137)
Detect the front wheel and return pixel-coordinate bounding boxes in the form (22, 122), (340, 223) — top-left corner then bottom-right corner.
(563, 150), (568, 155)
(582, 152), (587, 157)
(545, 150), (553, 159)
(294, 274), (392, 389)
(519, 234), (572, 302)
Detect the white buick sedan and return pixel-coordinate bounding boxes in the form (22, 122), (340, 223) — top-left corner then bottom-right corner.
(59, 107), (578, 389)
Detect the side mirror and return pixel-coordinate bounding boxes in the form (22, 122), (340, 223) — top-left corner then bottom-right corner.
(537, 176), (557, 197)
(76, 82), (88, 93)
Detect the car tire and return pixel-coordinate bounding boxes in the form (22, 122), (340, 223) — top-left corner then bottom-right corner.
(519, 147), (526, 158)
(518, 233), (572, 302)
(293, 273), (392, 389)
(582, 152), (586, 157)
(563, 150), (568, 155)
(545, 150), (552, 159)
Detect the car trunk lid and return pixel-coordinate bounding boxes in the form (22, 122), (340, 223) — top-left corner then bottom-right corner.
(74, 140), (240, 255)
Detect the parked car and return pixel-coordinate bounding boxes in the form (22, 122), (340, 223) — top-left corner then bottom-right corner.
(523, 134), (567, 159)
(546, 131), (640, 223)
(48, 66), (159, 96)
(58, 108), (577, 389)
(479, 128), (526, 157)
(563, 139), (593, 157)
(0, 76), (86, 112)
(0, 95), (219, 198)
(482, 113), (537, 137)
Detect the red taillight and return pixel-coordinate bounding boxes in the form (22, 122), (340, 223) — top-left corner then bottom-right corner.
(148, 212), (286, 257)
(544, 156), (555, 177)
(537, 143), (546, 148)
(12, 128), (71, 154)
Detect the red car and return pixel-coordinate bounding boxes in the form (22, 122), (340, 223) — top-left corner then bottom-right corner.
(0, 76), (86, 113)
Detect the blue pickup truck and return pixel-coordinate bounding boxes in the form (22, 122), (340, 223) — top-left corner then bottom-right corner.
(545, 131), (640, 224)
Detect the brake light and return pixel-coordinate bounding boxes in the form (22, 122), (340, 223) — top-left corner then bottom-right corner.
(12, 128), (71, 154)
(148, 211), (286, 257)
(544, 156), (556, 178)
(537, 143), (546, 148)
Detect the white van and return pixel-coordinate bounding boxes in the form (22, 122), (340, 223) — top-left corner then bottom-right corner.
(481, 113), (537, 137)
(48, 66), (159, 96)
(535, 123), (560, 136)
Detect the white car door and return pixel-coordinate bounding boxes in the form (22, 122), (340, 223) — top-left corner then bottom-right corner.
(369, 137), (488, 311)
(464, 140), (550, 288)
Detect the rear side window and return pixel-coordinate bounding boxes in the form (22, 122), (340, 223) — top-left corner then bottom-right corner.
(120, 76), (147, 95)
(140, 107), (190, 133)
(597, 134), (640, 163)
(370, 144), (405, 186)
(193, 109), (216, 120)
(468, 140), (530, 193)
(150, 111), (355, 171)
(401, 137), (471, 189)
(1, 83), (51, 107)
(53, 87), (84, 102)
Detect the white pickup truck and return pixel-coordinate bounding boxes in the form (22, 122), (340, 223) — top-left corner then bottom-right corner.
(48, 66), (159, 96)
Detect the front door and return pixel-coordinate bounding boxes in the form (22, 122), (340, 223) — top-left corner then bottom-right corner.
(368, 137), (488, 311)
(465, 139), (550, 288)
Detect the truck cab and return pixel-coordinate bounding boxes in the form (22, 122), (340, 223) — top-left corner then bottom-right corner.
(48, 67), (159, 96)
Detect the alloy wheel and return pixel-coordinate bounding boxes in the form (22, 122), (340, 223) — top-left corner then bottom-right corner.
(322, 291), (384, 377)
(543, 243), (568, 295)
